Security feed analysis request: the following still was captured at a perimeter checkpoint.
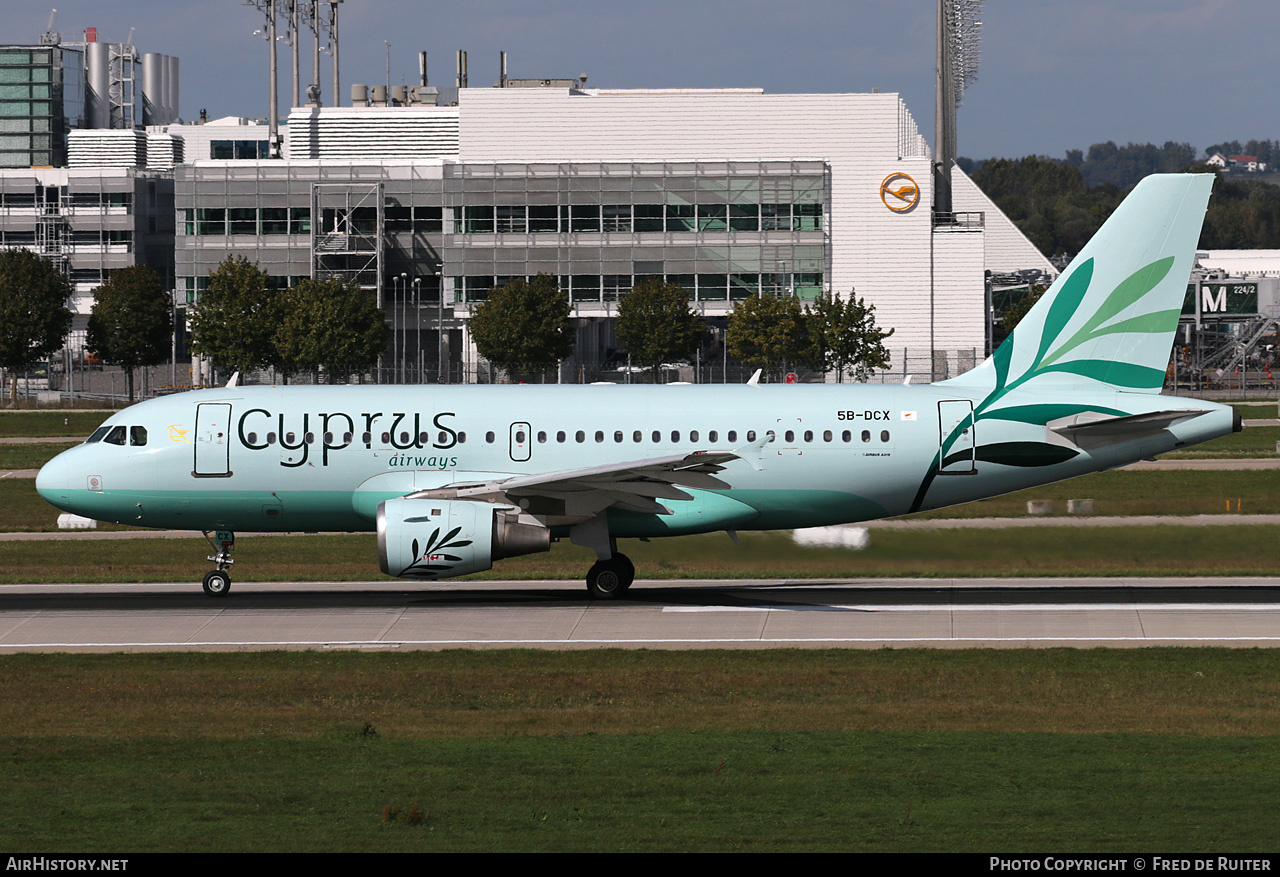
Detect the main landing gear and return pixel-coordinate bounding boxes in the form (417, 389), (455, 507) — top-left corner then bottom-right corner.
(201, 530), (235, 597)
(585, 553), (634, 599)
(571, 516), (635, 599)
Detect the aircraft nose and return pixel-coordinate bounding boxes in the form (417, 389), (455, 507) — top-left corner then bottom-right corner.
(35, 447), (78, 512)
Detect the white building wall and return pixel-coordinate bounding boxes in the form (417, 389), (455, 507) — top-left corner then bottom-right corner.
(951, 170), (1055, 276)
(458, 88), (970, 352)
(286, 107), (460, 160)
(929, 229), (986, 352)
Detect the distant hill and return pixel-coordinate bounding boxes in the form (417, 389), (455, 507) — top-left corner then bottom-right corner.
(959, 141), (1280, 258)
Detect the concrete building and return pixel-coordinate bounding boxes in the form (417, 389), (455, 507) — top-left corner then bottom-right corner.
(174, 86), (1052, 382)
(0, 44), (84, 169)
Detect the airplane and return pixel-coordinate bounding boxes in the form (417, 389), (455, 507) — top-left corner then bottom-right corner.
(36, 173), (1239, 598)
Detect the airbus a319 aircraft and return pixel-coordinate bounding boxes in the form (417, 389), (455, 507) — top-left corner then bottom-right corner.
(37, 174), (1238, 597)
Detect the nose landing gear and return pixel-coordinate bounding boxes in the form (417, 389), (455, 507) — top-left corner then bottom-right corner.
(201, 530), (235, 597)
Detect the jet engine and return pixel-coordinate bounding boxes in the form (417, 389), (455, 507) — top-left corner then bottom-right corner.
(376, 497), (550, 579)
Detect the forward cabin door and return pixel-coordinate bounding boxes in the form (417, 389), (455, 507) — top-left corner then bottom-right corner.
(937, 400), (975, 475)
(194, 402), (233, 477)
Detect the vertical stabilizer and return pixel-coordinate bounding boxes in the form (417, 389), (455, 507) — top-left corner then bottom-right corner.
(946, 173), (1212, 394)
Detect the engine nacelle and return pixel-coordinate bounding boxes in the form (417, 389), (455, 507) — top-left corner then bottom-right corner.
(377, 497), (550, 580)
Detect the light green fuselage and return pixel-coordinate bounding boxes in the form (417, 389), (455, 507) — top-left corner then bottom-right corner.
(36, 382), (1234, 537)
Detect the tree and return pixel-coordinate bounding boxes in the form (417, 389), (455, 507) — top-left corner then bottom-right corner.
(999, 285), (1045, 337)
(469, 274), (574, 381)
(809, 290), (893, 382)
(272, 278), (387, 382)
(188, 255), (278, 378)
(615, 278), (707, 382)
(0, 249), (72, 406)
(86, 265), (172, 401)
(727, 293), (820, 379)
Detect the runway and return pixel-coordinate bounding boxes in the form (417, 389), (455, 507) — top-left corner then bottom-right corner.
(2, 577), (1280, 652)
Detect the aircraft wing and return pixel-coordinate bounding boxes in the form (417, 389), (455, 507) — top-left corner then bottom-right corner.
(410, 451), (739, 520)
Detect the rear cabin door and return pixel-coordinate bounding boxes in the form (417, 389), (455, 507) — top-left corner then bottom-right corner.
(937, 400), (975, 475)
(194, 402), (232, 477)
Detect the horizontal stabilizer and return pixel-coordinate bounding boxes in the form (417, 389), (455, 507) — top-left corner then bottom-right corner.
(1047, 409), (1208, 450)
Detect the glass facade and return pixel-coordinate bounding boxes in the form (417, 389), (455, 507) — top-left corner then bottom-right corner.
(175, 159), (831, 318)
(0, 46), (79, 168)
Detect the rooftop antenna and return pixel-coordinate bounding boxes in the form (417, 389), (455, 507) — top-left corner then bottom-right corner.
(41, 8), (59, 45)
(934, 0), (983, 215)
(245, 0), (281, 156)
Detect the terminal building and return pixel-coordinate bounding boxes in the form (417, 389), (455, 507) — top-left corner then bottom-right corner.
(173, 85), (1053, 381)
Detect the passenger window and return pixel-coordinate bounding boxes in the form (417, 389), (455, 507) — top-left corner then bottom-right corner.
(594, 430), (604, 443)
(381, 432), (391, 443)
(881, 430), (890, 442)
(246, 432), (259, 445)
(861, 430), (871, 442)
(485, 431), (495, 443)
(344, 432), (353, 443)
(457, 432), (467, 443)
(842, 430), (851, 442)
(362, 432), (372, 444)
(690, 430), (699, 442)
(103, 426), (126, 445)
(652, 430), (661, 443)
(268, 432), (278, 445)
(803, 430), (813, 442)
(671, 430), (680, 443)
(556, 431), (566, 443)
(515, 430), (526, 444)
(418, 431), (428, 444)
(129, 426), (148, 446)
(784, 430), (795, 443)
(537, 431), (547, 443)
(633, 430), (642, 443)
(398, 432), (410, 444)
(305, 432), (315, 444)
(823, 430), (833, 442)
(747, 430), (756, 442)
(614, 431), (623, 443)
(728, 430), (738, 442)
(575, 430), (585, 443)
(324, 432), (334, 444)
(709, 430), (718, 443)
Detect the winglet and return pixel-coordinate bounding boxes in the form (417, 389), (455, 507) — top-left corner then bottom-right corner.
(746, 369), (762, 386)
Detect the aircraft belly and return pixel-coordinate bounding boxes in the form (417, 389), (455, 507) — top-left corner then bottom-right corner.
(59, 488), (372, 532)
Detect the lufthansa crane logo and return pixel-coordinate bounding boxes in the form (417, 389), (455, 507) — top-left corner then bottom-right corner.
(880, 172), (919, 212)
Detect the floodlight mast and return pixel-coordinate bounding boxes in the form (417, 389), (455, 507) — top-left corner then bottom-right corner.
(934, 0), (983, 215)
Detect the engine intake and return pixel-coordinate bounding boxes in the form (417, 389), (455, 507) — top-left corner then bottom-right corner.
(377, 497), (550, 579)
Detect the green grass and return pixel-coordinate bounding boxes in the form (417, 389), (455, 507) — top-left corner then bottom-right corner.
(0, 442), (79, 470)
(916, 468), (1280, 517)
(1229, 403), (1279, 420)
(1163, 425), (1280, 457)
(0, 411), (108, 437)
(1, 650), (1278, 851)
(4, 523), (1280, 583)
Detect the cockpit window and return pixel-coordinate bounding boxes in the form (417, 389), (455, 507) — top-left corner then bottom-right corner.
(86, 427), (110, 443)
(130, 426), (147, 446)
(103, 426), (126, 446)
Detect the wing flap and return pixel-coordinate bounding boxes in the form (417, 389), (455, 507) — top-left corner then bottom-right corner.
(410, 450), (738, 522)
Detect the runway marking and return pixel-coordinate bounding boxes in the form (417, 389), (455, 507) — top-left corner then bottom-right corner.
(7, 636), (1280, 649)
(664, 603), (1280, 613)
